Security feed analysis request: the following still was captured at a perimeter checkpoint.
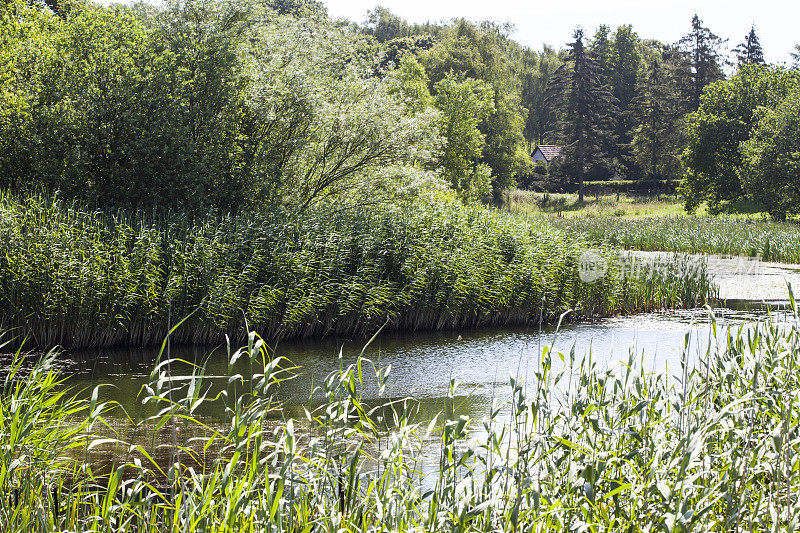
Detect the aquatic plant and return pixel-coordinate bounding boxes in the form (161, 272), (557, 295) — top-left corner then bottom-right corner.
(4, 292), (800, 530)
(551, 215), (800, 263)
(0, 192), (714, 348)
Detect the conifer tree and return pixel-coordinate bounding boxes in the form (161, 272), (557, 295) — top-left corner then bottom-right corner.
(632, 55), (681, 194)
(547, 28), (615, 202)
(677, 14), (725, 112)
(734, 25), (765, 67)
(609, 25), (641, 174)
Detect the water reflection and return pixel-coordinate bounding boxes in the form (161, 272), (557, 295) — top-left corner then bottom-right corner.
(64, 305), (790, 426)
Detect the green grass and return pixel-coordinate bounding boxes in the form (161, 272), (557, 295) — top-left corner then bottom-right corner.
(503, 189), (690, 218)
(502, 189), (777, 219)
(552, 215), (800, 263)
(4, 296), (800, 530)
(502, 189), (800, 263)
(0, 192), (715, 349)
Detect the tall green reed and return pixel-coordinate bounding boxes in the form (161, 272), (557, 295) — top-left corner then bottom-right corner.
(551, 215), (800, 264)
(4, 294), (800, 531)
(0, 192), (714, 348)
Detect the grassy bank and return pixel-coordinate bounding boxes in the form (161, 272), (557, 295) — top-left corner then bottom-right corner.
(502, 189), (800, 263)
(503, 189), (689, 218)
(552, 215), (800, 263)
(0, 193), (714, 348)
(5, 302), (800, 530)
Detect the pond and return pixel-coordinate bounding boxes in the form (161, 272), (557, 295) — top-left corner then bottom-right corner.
(37, 252), (800, 473)
(63, 305), (789, 428)
(63, 251), (800, 423)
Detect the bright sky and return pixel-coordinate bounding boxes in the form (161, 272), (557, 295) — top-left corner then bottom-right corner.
(324, 0), (798, 65)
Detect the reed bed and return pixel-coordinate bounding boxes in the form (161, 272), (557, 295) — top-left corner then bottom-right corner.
(0, 193), (714, 348)
(4, 296), (800, 531)
(552, 215), (800, 263)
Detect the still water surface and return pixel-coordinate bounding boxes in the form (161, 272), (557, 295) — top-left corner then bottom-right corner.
(42, 252), (800, 471)
(64, 305), (786, 427)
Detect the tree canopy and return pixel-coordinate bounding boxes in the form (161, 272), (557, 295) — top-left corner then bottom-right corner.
(680, 65), (800, 213)
(2, 0), (800, 217)
(741, 86), (800, 219)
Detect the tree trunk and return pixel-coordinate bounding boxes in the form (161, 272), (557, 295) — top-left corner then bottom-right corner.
(578, 130), (584, 203)
(651, 127), (659, 199)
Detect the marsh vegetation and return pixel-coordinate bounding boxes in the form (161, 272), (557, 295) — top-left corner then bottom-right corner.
(0, 193), (715, 348)
(4, 300), (800, 531)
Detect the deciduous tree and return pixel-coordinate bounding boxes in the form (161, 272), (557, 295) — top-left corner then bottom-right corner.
(433, 73), (495, 202)
(680, 65), (799, 213)
(741, 87), (800, 219)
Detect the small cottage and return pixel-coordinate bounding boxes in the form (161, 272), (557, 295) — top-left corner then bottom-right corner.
(531, 145), (562, 163)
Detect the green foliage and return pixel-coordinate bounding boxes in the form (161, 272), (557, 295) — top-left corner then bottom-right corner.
(376, 35), (434, 71)
(554, 214), (800, 263)
(419, 20), (530, 189)
(0, 0), (440, 213)
(0, 0), (247, 209)
(433, 74), (494, 202)
(0, 0), (42, 191)
(632, 54), (683, 187)
(676, 14), (725, 113)
(608, 25), (641, 169)
(548, 28), (616, 201)
(680, 65), (800, 213)
(590, 24), (613, 78)
(387, 54), (433, 113)
(520, 45), (562, 147)
(734, 25), (765, 68)
(265, 0), (327, 18)
(8, 0), (800, 226)
(363, 5), (413, 42)
(0, 192), (712, 349)
(22, 301), (800, 530)
(242, 18), (441, 212)
(741, 86), (800, 220)
(480, 90), (531, 194)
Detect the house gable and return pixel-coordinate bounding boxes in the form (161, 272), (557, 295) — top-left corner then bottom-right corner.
(531, 145), (562, 163)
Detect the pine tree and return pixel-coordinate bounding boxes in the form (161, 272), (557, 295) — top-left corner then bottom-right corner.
(632, 54), (681, 195)
(547, 28), (615, 202)
(677, 14), (725, 112)
(609, 25), (641, 174)
(734, 26), (765, 67)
